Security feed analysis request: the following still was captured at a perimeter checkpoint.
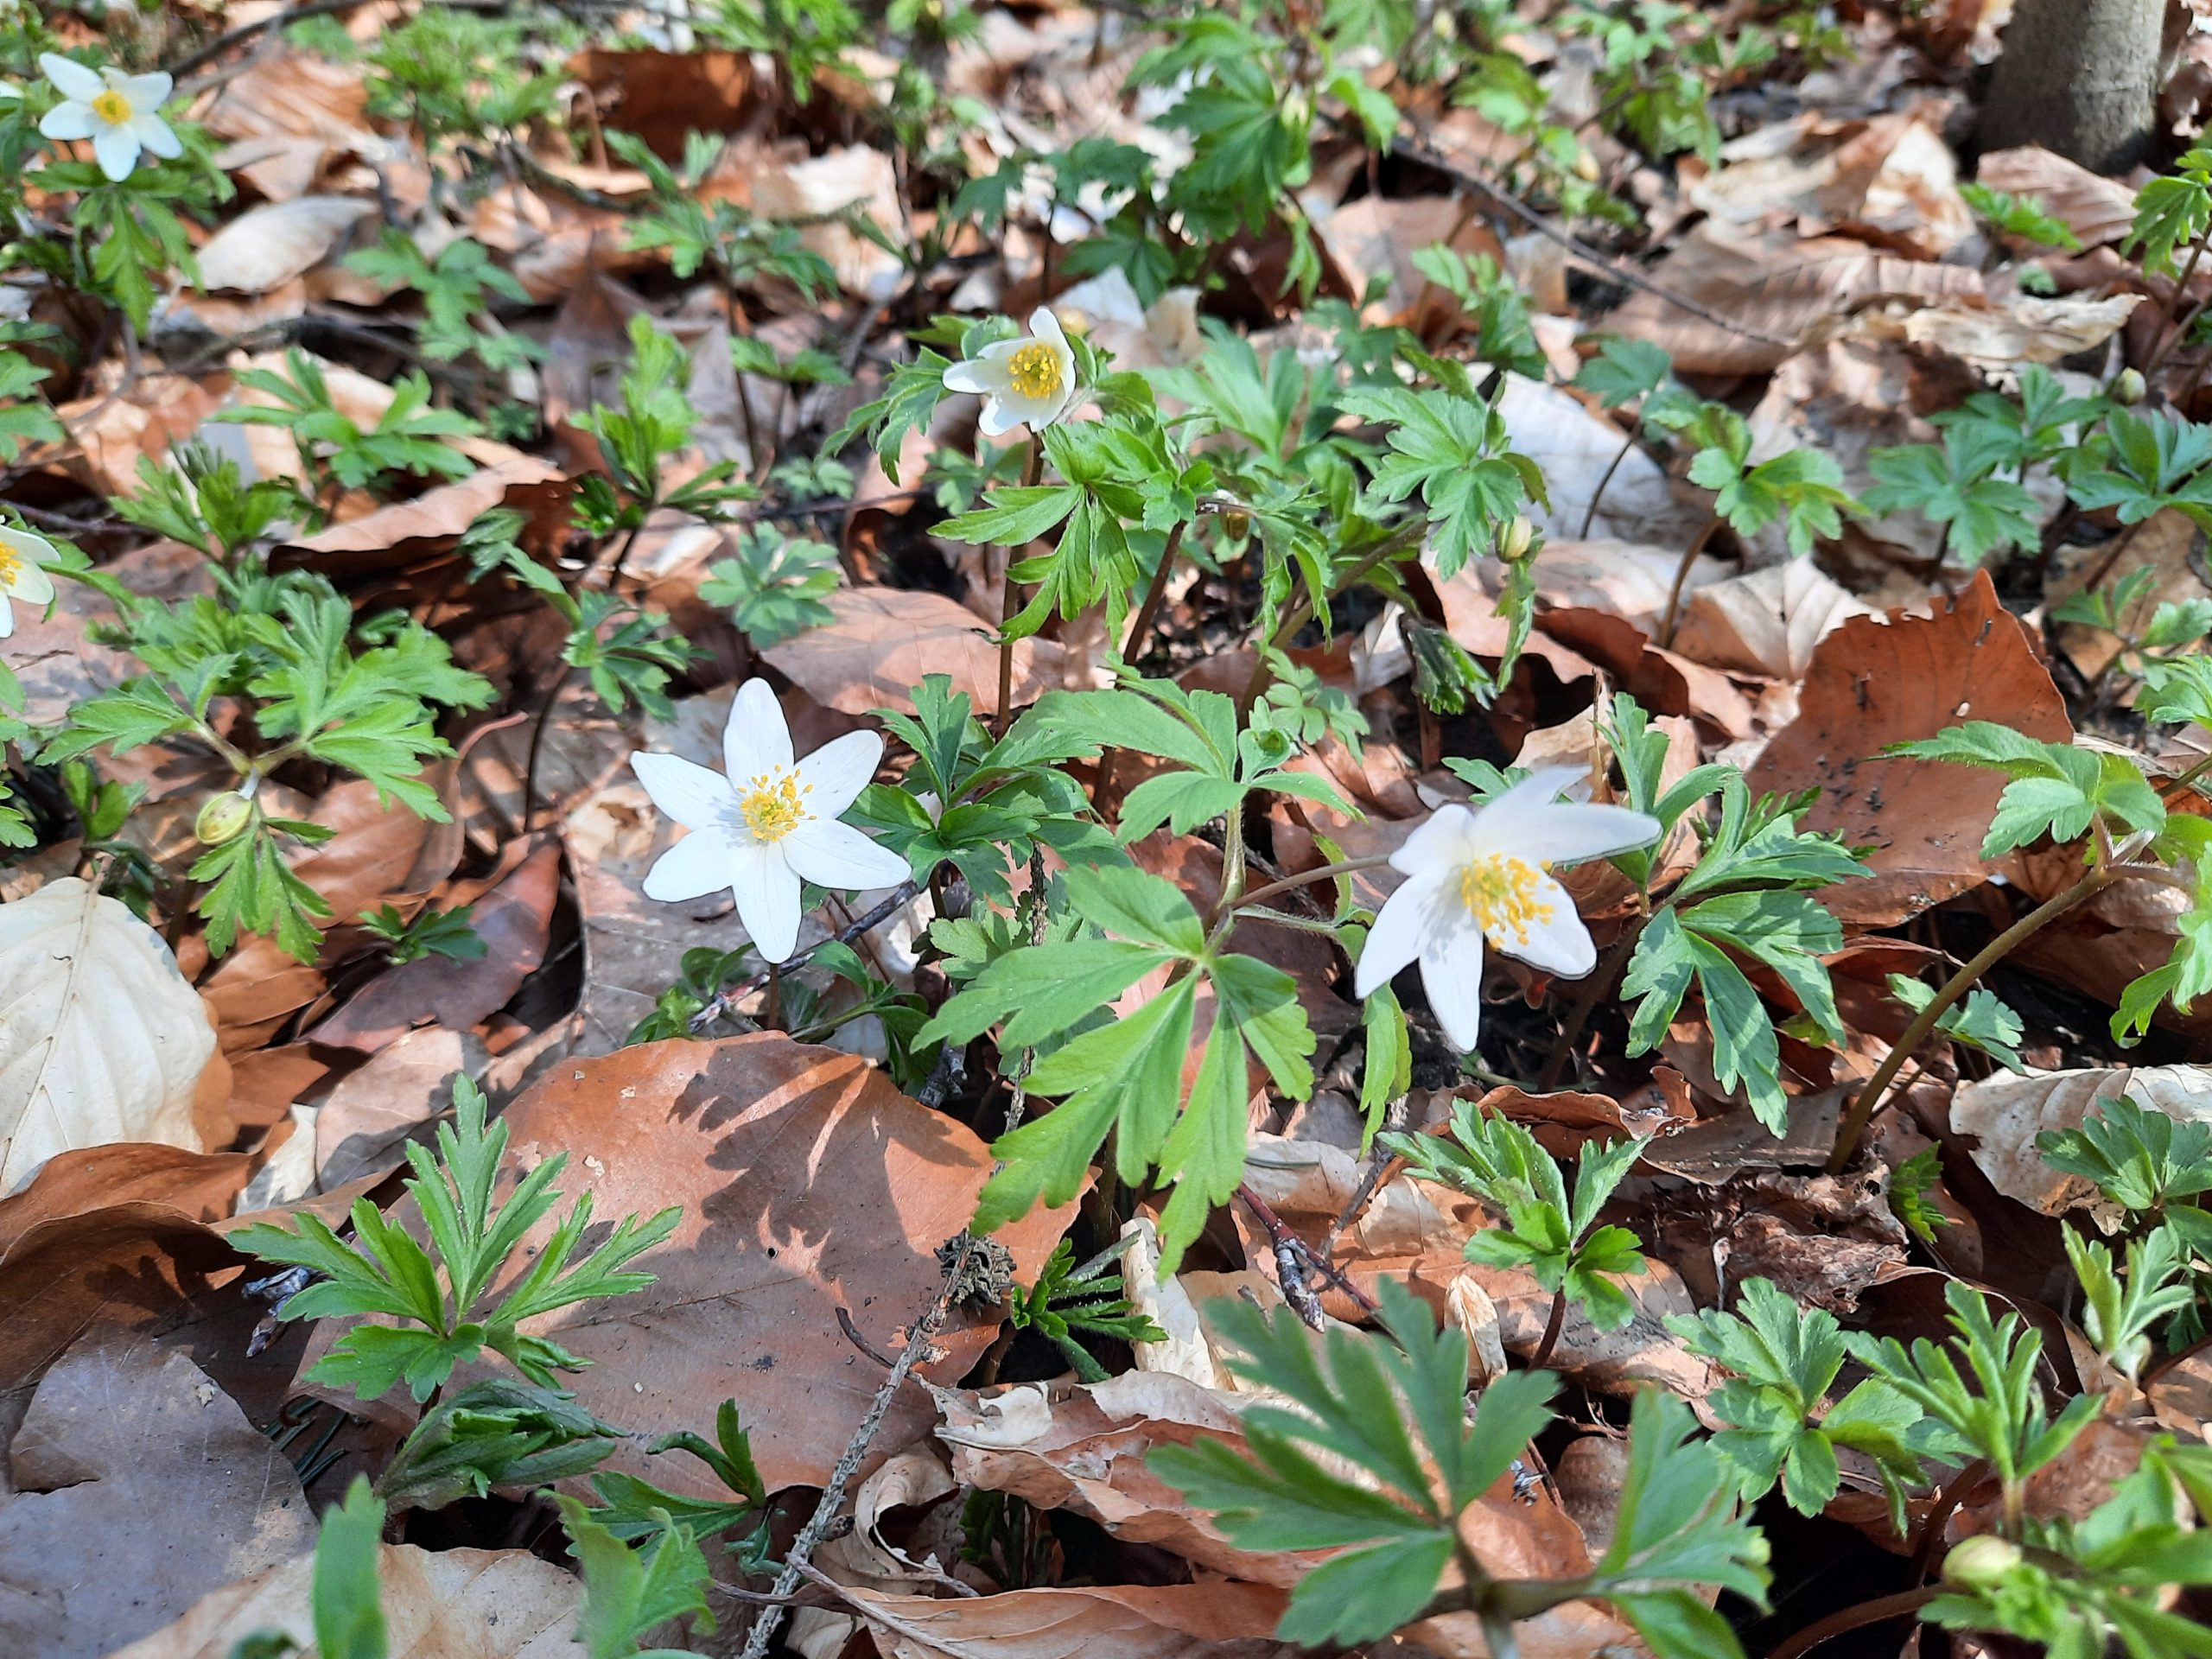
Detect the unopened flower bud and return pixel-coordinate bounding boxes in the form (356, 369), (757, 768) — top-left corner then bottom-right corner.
(1500, 514), (1535, 562)
(1574, 150), (1600, 183)
(1943, 1535), (2023, 1589)
(195, 790), (253, 845)
(1221, 509), (1252, 540)
(2113, 367), (2147, 405)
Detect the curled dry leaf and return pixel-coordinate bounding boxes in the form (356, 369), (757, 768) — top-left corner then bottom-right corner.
(1600, 224), (1987, 374)
(1950, 1064), (2212, 1219)
(1671, 559), (1875, 679)
(1688, 111), (1973, 259)
(1748, 570), (2072, 926)
(192, 196), (376, 295)
(108, 1539), (586, 1659)
(1847, 290), (2143, 365)
(763, 586), (1072, 718)
(306, 1033), (1072, 1492)
(0, 1338), (315, 1658)
(0, 876), (219, 1195)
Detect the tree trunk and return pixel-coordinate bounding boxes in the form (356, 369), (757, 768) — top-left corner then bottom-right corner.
(1978, 0), (2164, 175)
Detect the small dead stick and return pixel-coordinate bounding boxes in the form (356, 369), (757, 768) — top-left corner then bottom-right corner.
(1236, 1184), (1380, 1325)
(687, 880), (920, 1033)
(1766, 1586), (1941, 1659)
(735, 1238), (977, 1659)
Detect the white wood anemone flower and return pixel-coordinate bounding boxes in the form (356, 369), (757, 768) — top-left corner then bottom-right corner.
(941, 308), (1078, 437)
(0, 525), (56, 639)
(38, 54), (181, 181)
(630, 679), (912, 964)
(1353, 766), (1662, 1052)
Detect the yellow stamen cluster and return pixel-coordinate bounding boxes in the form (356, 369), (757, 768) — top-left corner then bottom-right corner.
(1005, 341), (1064, 400)
(1459, 853), (1554, 947)
(0, 543), (22, 585)
(91, 89), (132, 124)
(739, 770), (812, 842)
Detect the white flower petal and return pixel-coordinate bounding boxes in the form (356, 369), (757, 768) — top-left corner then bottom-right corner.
(1494, 801), (1662, 866)
(1496, 876), (1597, 977)
(941, 361), (998, 395)
(795, 728), (883, 815)
(119, 71), (172, 109)
(734, 845), (803, 963)
(4, 557), (54, 607)
(1029, 308), (1069, 353)
(133, 113), (181, 160)
(1391, 804), (1482, 875)
(641, 828), (736, 903)
(0, 594), (15, 639)
(1420, 922), (1488, 1052)
(783, 817), (910, 892)
(1467, 765), (1588, 845)
(92, 122), (140, 181)
(40, 54), (104, 103)
(1354, 868), (1446, 997)
(0, 526), (56, 564)
(631, 751), (736, 830)
(39, 104), (95, 140)
(722, 677), (794, 784)
(976, 398), (1027, 437)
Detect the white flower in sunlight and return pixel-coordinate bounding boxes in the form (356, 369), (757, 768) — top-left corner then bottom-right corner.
(1353, 766), (1661, 1052)
(38, 54), (180, 182)
(630, 678), (912, 964)
(941, 308), (1078, 437)
(0, 524), (56, 639)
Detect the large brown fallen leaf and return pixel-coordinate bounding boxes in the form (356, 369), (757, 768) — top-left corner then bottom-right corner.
(193, 196), (376, 295)
(1974, 146), (2139, 249)
(110, 1538), (586, 1659)
(834, 1582), (1294, 1659)
(1671, 560), (1874, 680)
(312, 1027), (488, 1191)
(763, 587), (1071, 717)
(0, 1337), (315, 1656)
(1599, 223), (1987, 374)
(0, 876), (219, 1194)
(1747, 570), (2073, 926)
(306, 1034), (1071, 1493)
(1688, 111), (1972, 259)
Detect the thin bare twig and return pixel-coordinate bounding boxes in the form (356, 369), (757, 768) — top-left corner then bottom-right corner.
(687, 880), (920, 1032)
(734, 1239), (976, 1659)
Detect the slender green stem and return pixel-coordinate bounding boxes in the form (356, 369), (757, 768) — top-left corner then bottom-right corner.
(1577, 433), (1636, 539)
(2145, 225), (2212, 381)
(1827, 864), (2128, 1173)
(1767, 1586), (1942, 1659)
(1234, 522), (1424, 724)
(1539, 911), (1649, 1089)
(1656, 513), (1721, 649)
(992, 435), (1044, 741)
(1231, 854), (1401, 913)
(520, 663), (575, 833)
(1528, 1287), (1568, 1370)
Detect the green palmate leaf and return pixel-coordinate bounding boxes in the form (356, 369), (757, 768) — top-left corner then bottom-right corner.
(1150, 1279), (1557, 1645)
(1887, 975), (2025, 1071)
(1688, 442), (1859, 556)
(1864, 435), (2042, 567)
(1891, 1145), (1954, 1244)
(1667, 1279), (1923, 1517)
(2066, 409), (2212, 531)
(2066, 1224), (2195, 1384)
(2126, 147), (2212, 278)
(1573, 335), (1675, 410)
(556, 1497), (714, 1659)
(2037, 1095), (2212, 1213)
(1963, 181), (2082, 251)
(828, 346), (957, 481)
(1337, 382), (1546, 576)
(919, 863), (1313, 1270)
(1890, 722), (2165, 856)
(700, 524), (841, 647)
(377, 1380), (619, 1514)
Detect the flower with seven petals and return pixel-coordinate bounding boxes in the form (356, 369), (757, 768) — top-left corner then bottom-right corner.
(0, 525), (56, 639)
(1352, 766), (1661, 1052)
(941, 308), (1078, 437)
(630, 679), (912, 964)
(38, 53), (181, 182)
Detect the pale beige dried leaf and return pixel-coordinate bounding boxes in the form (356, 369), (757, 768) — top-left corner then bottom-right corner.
(752, 145), (906, 300)
(1688, 111), (1972, 259)
(0, 877), (216, 1196)
(1600, 225), (1987, 374)
(1672, 561), (1873, 678)
(194, 196), (376, 295)
(1497, 375), (1704, 549)
(0, 1339), (314, 1657)
(108, 1541), (586, 1658)
(283, 456), (563, 555)
(313, 1027), (488, 1191)
(1951, 1065), (2212, 1220)
(840, 1581), (1295, 1659)
(1862, 291), (2143, 365)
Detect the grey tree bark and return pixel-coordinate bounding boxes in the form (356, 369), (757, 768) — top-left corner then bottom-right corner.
(1978, 0), (2165, 175)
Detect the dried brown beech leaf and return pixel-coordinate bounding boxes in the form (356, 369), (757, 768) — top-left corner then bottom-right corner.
(834, 1581), (1294, 1659)
(0, 1338), (315, 1658)
(276, 455), (566, 569)
(110, 1539), (586, 1659)
(1974, 146), (2141, 249)
(0, 877), (219, 1195)
(763, 587), (1071, 718)
(1688, 111), (1973, 259)
(193, 196), (376, 295)
(1599, 224), (1987, 374)
(312, 1027), (488, 1192)
(1950, 1064), (2212, 1219)
(0, 1144), (252, 1242)
(1671, 560), (1873, 680)
(1847, 291), (2144, 365)
(306, 1034), (1072, 1492)
(1747, 570), (2072, 926)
